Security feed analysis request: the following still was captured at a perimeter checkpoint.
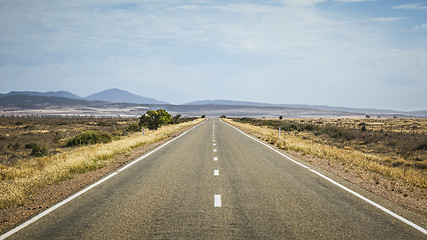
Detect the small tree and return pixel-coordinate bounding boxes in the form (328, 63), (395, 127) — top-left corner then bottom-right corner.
(201, 115), (206, 118)
(279, 116), (283, 120)
(139, 109), (172, 130)
(171, 114), (182, 124)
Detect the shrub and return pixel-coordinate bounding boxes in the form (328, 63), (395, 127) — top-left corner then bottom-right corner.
(220, 115), (226, 118)
(414, 141), (427, 151)
(201, 115), (206, 118)
(25, 142), (48, 157)
(126, 122), (141, 133)
(30, 145), (49, 157)
(139, 109), (172, 130)
(66, 131), (112, 147)
(171, 114), (182, 124)
(25, 142), (39, 149)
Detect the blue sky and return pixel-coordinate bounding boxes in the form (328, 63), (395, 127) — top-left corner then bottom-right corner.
(0, 0), (426, 111)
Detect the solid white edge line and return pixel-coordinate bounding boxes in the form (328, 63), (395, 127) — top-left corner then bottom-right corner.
(220, 119), (427, 235)
(214, 194), (221, 207)
(0, 119), (208, 240)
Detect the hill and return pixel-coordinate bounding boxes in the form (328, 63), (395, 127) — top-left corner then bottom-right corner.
(0, 94), (89, 107)
(86, 88), (169, 105)
(6, 91), (82, 99)
(184, 99), (427, 117)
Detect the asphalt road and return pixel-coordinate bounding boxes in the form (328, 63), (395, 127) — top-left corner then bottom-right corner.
(4, 118), (426, 239)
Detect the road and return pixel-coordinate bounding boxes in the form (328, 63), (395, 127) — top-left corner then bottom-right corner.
(3, 118), (426, 239)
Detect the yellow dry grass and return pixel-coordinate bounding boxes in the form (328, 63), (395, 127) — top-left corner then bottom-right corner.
(0, 119), (204, 209)
(289, 118), (427, 134)
(223, 118), (427, 189)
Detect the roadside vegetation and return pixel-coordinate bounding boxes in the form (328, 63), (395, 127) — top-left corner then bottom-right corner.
(224, 118), (426, 198)
(0, 111), (202, 209)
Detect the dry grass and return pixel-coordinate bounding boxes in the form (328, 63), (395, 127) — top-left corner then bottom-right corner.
(223, 118), (427, 190)
(0, 119), (203, 209)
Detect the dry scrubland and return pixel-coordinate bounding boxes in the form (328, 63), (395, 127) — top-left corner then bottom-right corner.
(224, 118), (427, 214)
(0, 117), (203, 209)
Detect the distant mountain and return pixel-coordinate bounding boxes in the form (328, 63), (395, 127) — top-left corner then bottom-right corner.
(184, 99), (427, 117)
(6, 91), (82, 99)
(0, 94), (89, 106)
(184, 99), (274, 107)
(86, 88), (169, 105)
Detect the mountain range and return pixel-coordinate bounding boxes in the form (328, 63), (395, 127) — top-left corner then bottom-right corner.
(1, 89), (426, 117)
(1, 88), (168, 105)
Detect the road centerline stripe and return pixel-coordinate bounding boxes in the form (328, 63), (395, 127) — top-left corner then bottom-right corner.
(214, 195), (221, 207)
(214, 157), (218, 161)
(214, 170), (219, 176)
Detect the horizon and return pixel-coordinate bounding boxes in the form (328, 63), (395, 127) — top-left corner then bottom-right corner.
(1, 1), (426, 111)
(1, 88), (426, 112)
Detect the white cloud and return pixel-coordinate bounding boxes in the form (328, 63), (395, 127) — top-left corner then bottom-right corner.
(414, 23), (427, 31)
(280, 0), (326, 7)
(392, 3), (427, 10)
(368, 17), (406, 23)
(334, 0), (376, 2)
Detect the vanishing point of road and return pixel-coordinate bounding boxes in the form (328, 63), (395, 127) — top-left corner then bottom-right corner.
(3, 119), (426, 239)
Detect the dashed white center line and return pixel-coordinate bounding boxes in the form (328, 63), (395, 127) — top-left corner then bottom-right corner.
(214, 170), (219, 176)
(213, 143), (216, 146)
(213, 149), (217, 152)
(214, 157), (218, 161)
(214, 195), (221, 207)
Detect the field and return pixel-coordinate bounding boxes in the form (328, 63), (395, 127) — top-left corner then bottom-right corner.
(0, 117), (203, 209)
(234, 118), (427, 169)
(0, 118), (135, 166)
(224, 117), (427, 215)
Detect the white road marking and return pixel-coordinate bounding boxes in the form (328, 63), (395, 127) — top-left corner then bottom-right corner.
(0, 120), (208, 240)
(213, 143), (216, 146)
(214, 195), (221, 207)
(213, 149), (217, 152)
(214, 157), (218, 161)
(214, 170), (219, 176)
(221, 119), (427, 235)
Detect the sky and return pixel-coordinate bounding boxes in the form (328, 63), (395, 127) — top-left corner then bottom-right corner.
(0, 0), (426, 111)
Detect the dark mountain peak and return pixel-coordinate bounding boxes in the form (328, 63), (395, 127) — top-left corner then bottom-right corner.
(6, 91), (82, 99)
(86, 88), (169, 105)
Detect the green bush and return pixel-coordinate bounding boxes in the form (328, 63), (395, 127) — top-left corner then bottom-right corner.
(139, 109), (172, 130)
(66, 131), (112, 147)
(126, 122), (141, 132)
(171, 114), (182, 124)
(25, 142), (38, 149)
(414, 141), (427, 151)
(30, 145), (49, 157)
(25, 142), (48, 157)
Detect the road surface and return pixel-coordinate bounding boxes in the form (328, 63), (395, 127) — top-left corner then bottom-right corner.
(3, 118), (426, 239)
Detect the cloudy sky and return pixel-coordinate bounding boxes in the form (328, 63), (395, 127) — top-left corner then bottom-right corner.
(0, 0), (426, 111)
